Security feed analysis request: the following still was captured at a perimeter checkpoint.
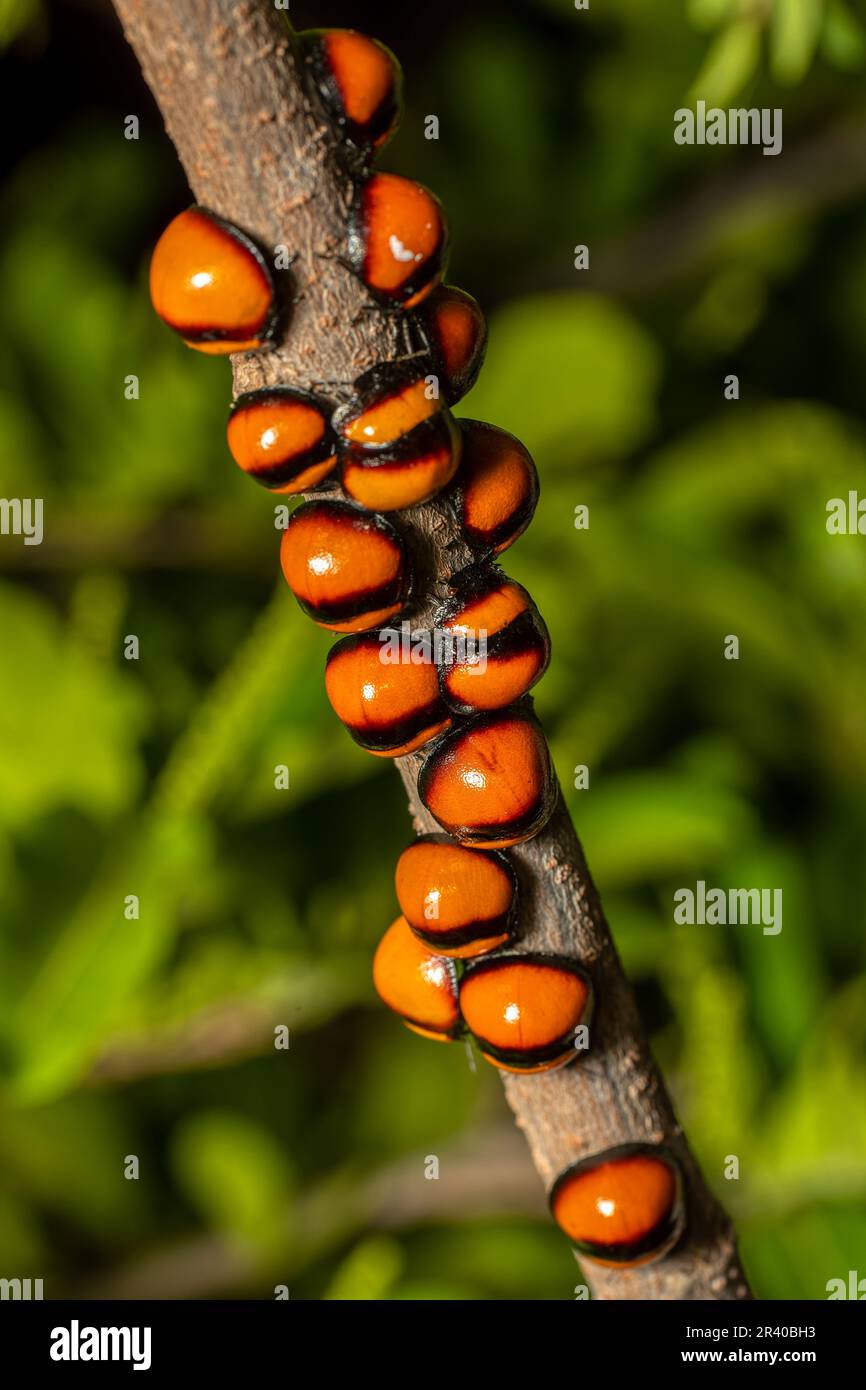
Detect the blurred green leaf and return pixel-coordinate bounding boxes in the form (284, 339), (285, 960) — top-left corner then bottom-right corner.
(0, 0), (40, 48)
(460, 294), (661, 464)
(322, 1236), (404, 1300)
(574, 771), (756, 888)
(0, 584), (145, 827)
(171, 1110), (294, 1256)
(688, 0), (736, 29)
(771, 0), (825, 84)
(689, 18), (762, 104)
(822, 0), (866, 67)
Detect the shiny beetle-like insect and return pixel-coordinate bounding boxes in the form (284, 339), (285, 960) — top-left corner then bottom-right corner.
(333, 361), (461, 511)
(348, 172), (448, 309)
(150, 206), (278, 354)
(372, 915), (462, 1042)
(325, 629), (451, 756)
(227, 386), (338, 493)
(459, 953), (593, 1073)
(549, 1144), (686, 1268)
(436, 567), (550, 715)
(395, 833), (517, 959)
(280, 498), (410, 633)
(300, 28), (403, 154)
(418, 704), (557, 849)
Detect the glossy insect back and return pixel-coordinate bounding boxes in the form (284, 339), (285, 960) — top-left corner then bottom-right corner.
(149, 207), (278, 354)
(372, 915), (461, 1041)
(228, 387), (337, 493)
(334, 361), (461, 511)
(460, 954), (592, 1072)
(418, 705), (556, 849)
(348, 173), (448, 309)
(300, 28), (403, 154)
(437, 568), (550, 715)
(325, 631), (451, 756)
(549, 1145), (685, 1267)
(456, 420), (540, 555)
(280, 499), (410, 633)
(395, 833), (517, 959)
(421, 286), (488, 405)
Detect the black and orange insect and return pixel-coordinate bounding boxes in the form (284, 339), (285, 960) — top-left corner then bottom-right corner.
(227, 387), (337, 493)
(436, 568), (550, 714)
(333, 361), (461, 511)
(549, 1145), (685, 1267)
(348, 173), (448, 308)
(459, 953), (592, 1072)
(421, 285), (488, 405)
(418, 705), (556, 849)
(395, 833), (517, 959)
(150, 206), (277, 354)
(372, 915), (461, 1042)
(456, 420), (539, 555)
(300, 28), (403, 153)
(325, 631), (451, 756)
(280, 499), (410, 632)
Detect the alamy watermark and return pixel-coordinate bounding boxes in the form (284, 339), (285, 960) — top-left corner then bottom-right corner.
(674, 101), (782, 157)
(378, 621), (487, 672)
(674, 880), (783, 936)
(0, 497), (43, 545)
(50, 1321), (152, 1371)
(0, 1276), (43, 1299)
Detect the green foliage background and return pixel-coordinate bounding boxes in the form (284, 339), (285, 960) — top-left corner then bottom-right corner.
(0, 0), (865, 1299)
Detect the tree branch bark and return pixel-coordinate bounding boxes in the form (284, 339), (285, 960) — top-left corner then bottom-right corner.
(111, 0), (752, 1300)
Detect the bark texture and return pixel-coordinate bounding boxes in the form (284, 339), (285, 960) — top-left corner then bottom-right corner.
(111, 0), (752, 1300)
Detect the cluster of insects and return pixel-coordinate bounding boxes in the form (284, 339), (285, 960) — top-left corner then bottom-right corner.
(148, 24), (685, 1273)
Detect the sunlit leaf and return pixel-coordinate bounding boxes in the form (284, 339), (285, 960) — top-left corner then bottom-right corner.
(689, 18), (762, 105)
(771, 0), (825, 84)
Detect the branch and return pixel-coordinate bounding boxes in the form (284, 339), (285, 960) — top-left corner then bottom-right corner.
(111, 0), (751, 1300)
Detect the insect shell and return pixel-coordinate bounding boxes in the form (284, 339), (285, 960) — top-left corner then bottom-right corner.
(418, 703), (557, 849)
(299, 28), (403, 155)
(459, 953), (593, 1072)
(454, 419), (539, 555)
(348, 172), (448, 309)
(421, 285), (488, 405)
(372, 915), (462, 1042)
(279, 499), (410, 633)
(149, 206), (278, 354)
(435, 566), (550, 715)
(333, 360), (461, 512)
(395, 833), (518, 959)
(324, 630), (451, 756)
(548, 1144), (686, 1268)
(227, 387), (338, 493)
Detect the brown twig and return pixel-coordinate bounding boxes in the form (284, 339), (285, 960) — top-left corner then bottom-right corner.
(110, 0), (752, 1300)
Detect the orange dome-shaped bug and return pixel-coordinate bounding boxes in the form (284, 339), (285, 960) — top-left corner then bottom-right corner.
(227, 387), (338, 493)
(333, 361), (461, 511)
(418, 704), (556, 849)
(348, 173), (448, 309)
(324, 630), (451, 756)
(300, 28), (403, 154)
(456, 420), (539, 555)
(549, 1144), (686, 1267)
(149, 207), (278, 354)
(459, 953), (592, 1072)
(372, 915), (461, 1042)
(421, 285), (488, 405)
(436, 567), (550, 715)
(395, 833), (517, 959)
(279, 499), (410, 633)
